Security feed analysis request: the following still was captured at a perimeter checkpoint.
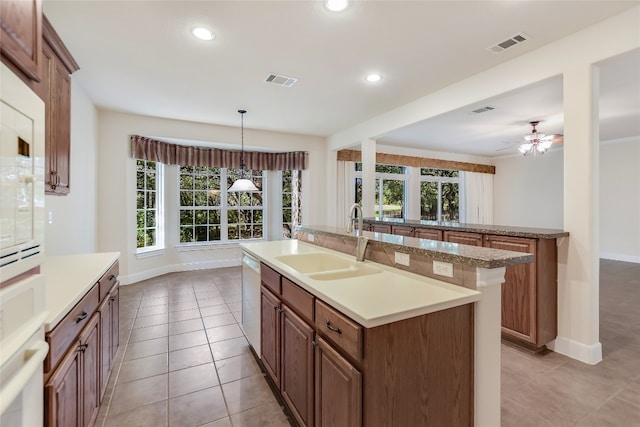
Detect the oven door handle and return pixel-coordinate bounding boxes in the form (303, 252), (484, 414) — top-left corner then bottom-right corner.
(0, 340), (49, 415)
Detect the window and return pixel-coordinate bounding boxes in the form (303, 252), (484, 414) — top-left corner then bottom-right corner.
(420, 168), (459, 222)
(282, 170), (302, 238)
(355, 163), (407, 219)
(178, 166), (264, 243)
(136, 160), (163, 251)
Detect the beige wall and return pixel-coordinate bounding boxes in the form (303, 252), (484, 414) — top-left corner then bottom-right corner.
(44, 79), (98, 256)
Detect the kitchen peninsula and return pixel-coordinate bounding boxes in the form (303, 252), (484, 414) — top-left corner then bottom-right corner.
(364, 218), (569, 351)
(241, 226), (533, 427)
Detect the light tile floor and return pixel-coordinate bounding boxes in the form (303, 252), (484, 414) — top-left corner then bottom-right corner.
(98, 260), (640, 426)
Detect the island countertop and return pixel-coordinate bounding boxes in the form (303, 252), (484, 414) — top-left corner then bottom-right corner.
(364, 217), (569, 239)
(42, 252), (120, 331)
(241, 240), (481, 328)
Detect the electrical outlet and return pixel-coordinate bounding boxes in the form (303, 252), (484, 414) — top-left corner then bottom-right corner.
(307, 233), (314, 242)
(395, 252), (410, 266)
(433, 261), (454, 278)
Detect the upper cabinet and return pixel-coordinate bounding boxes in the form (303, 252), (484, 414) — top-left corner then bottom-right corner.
(0, 0), (43, 82)
(37, 16), (79, 195)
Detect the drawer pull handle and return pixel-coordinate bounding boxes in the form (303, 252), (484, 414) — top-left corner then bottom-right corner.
(76, 312), (88, 323)
(109, 295), (116, 301)
(108, 275), (116, 281)
(325, 320), (342, 334)
(78, 343), (88, 353)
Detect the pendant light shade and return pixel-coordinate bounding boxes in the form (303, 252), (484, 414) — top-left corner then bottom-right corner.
(228, 109), (258, 192)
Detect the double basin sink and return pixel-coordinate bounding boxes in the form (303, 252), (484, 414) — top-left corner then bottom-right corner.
(274, 252), (382, 281)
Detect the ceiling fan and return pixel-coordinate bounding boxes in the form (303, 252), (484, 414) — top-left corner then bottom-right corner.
(499, 121), (564, 157)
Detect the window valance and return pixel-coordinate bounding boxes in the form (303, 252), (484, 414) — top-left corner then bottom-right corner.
(131, 135), (308, 170)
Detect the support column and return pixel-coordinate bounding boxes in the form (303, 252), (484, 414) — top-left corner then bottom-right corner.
(361, 139), (376, 218)
(550, 64), (602, 364)
(474, 267), (505, 427)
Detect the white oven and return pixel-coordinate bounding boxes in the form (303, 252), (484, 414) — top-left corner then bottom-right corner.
(1, 62), (47, 425)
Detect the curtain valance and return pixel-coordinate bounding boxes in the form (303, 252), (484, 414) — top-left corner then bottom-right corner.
(131, 135), (308, 170)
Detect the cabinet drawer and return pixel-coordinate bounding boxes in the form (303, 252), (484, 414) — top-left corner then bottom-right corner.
(414, 228), (443, 241)
(261, 263), (281, 295)
(391, 225), (414, 237)
(315, 300), (362, 362)
(281, 277), (314, 324)
(45, 283), (100, 373)
(98, 261), (119, 301)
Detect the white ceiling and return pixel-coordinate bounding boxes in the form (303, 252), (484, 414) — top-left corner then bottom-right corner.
(44, 1), (640, 157)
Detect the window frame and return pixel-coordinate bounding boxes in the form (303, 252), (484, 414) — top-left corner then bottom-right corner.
(354, 163), (408, 220)
(281, 170), (302, 239)
(419, 169), (460, 222)
(135, 160), (165, 254)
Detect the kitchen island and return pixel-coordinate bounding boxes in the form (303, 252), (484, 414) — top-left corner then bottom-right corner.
(363, 218), (569, 351)
(241, 234), (531, 427)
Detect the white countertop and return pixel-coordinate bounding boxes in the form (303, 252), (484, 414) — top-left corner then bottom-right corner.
(42, 252), (120, 331)
(241, 240), (480, 328)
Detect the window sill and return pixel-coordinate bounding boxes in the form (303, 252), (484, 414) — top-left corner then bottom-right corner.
(135, 247), (166, 259)
(175, 239), (266, 252)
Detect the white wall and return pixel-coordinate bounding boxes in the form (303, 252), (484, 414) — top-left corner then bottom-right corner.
(599, 138), (640, 262)
(96, 110), (327, 283)
(493, 149), (564, 229)
(44, 79), (98, 255)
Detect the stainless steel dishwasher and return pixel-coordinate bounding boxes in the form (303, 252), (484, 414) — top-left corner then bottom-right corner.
(241, 251), (261, 353)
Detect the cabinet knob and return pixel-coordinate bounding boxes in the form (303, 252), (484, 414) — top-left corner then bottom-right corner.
(325, 320), (342, 334)
(108, 275), (116, 281)
(109, 295), (116, 301)
(278, 308), (284, 314)
(75, 311), (88, 323)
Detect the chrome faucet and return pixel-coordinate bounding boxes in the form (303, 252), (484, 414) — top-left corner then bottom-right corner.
(346, 203), (368, 261)
(346, 203), (364, 235)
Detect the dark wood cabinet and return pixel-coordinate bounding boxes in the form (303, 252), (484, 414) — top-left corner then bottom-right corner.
(315, 336), (362, 427)
(414, 228), (443, 241)
(484, 235), (557, 349)
(37, 16), (78, 195)
(45, 313), (99, 427)
(0, 0), (42, 81)
(391, 225), (414, 237)
(98, 285), (119, 400)
(281, 305), (315, 427)
(443, 230), (484, 246)
(260, 287), (281, 387)
(368, 224), (392, 234)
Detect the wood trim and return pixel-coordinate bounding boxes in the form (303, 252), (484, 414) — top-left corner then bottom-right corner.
(42, 14), (79, 74)
(337, 149), (495, 174)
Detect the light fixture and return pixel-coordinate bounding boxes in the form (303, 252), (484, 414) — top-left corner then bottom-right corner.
(366, 73), (382, 83)
(191, 27), (215, 41)
(518, 121), (555, 157)
(228, 109), (259, 192)
(324, 0), (349, 12)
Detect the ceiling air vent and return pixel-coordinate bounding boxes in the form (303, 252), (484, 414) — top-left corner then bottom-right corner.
(487, 32), (530, 53)
(472, 106), (495, 114)
(265, 73), (298, 87)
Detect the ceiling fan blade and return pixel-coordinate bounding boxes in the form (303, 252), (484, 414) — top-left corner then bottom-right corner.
(541, 134), (564, 143)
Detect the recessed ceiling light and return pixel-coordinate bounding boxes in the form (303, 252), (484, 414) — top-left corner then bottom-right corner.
(324, 0), (349, 12)
(191, 27), (215, 41)
(366, 73), (382, 83)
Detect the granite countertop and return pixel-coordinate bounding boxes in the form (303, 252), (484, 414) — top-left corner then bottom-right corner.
(42, 252), (120, 331)
(241, 240), (481, 328)
(364, 218), (569, 239)
(298, 225), (534, 269)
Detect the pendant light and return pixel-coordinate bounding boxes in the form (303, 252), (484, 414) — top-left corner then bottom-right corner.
(228, 109), (258, 192)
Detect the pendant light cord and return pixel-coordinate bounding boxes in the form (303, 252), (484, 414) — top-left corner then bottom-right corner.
(238, 109), (247, 177)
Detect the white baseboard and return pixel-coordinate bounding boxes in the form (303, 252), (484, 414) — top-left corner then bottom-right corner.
(547, 336), (602, 365)
(120, 257), (242, 285)
(600, 252), (640, 263)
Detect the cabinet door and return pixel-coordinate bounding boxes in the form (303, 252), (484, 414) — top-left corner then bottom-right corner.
(281, 305), (314, 427)
(414, 228), (442, 241)
(46, 50), (71, 194)
(260, 287), (281, 388)
(79, 313), (100, 427)
(484, 235), (537, 344)
(443, 230), (483, 246)
(98, 295), (111, 400)
(110, 286), (120, 362)
(391, 225), (414, 237)
(0, 0), (42, 81)
(315, 337), (362, 427)
(370, 224), (391, 234)
(45, 343), (81, 427)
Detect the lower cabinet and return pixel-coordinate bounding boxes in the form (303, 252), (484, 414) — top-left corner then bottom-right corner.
(260, 288), (281, 387)
(98, 285), (119, 400)
(315, 336), (362, 427)
(45, 313), (100, 427)
(443, 230), (483, 246)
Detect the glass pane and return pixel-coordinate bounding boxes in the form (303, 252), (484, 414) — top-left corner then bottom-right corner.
(137, 191), (145, 209)
(194, 175), (208, 190)
(254, 209), (263, 224)
(181, 166), (194, 175)
(283, 209), (291, 224)
(441, 182), (459, 222)
(238, 209), (251, 225)
(420, 182), (438, 221)
(208, 190), (221, 207)
(194, 191), (208, 207)
(180, 227), (193, 243)
(194, 226), (208, 242)
(136, 210), (145, 229)
(251, 193), (263, 207)
(137, 230), (145, 248)
(145, 229), (155, 247)
(136, 160), (145, 173)
(179, 173), (194, 190)
(146, 191), (156, 209)
(240, 226), (252, 239)
(228, 225), (239, 240)
(382, 180), (404, 219)
(376, 164), (404, 174)
(146, 209), (156, 227)
(194, 210), (208, 225)
(282, 193), (292, 207)
(180, 191), (193, 207)
(228, 210), (238, 223)
(227, 192), (239, 207)
(208, 226), (221, 241)
(180, 210), (194, 226)
(210, 209), (221, 225)
(239, 193), (250, 206)
(209, 175), (221, 190)
(136, 171), (145, 189)
(147, 161), (157, 173)
(354, 178), (362, 204)
(421, 168), (459, 177)
(254, 225), (263, 239)
(146, 173), (156, 190)
(355, 162), (362, 172)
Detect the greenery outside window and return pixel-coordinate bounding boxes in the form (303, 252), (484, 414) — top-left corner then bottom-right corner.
(282, 170), (302, 238)
(179, 166), (264, 243)
(355, 163), (407, 219)
(420, 168), (459, 222)
(136, 160), (164, 251)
